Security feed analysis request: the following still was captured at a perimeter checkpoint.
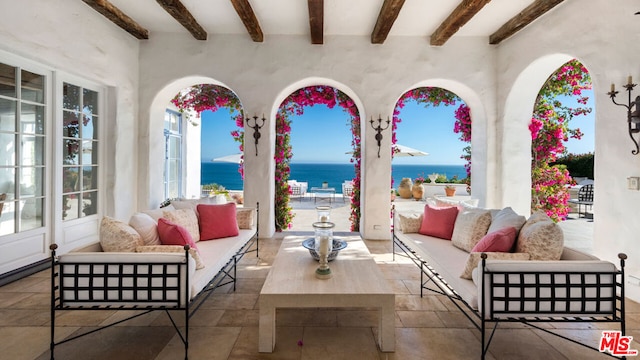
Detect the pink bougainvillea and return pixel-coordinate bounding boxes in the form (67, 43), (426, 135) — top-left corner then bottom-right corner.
(530, 59), (592, 222)
(275, 86), (361, 231)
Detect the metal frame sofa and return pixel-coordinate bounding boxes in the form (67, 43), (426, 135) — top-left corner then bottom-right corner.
(49, 202), (259, 360)
(392, 204), (627, 359)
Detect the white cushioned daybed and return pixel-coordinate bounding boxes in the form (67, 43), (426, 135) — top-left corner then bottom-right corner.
(392, 203), (627, 359)
(50, 200), (259, 359)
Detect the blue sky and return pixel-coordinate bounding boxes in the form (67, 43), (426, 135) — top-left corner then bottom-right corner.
(201, 89), (595, 164)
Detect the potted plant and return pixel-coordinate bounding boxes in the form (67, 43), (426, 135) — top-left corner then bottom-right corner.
(444, 184), (456, 197)
(398, 178), (413, 199)
(412, 176), (425, 200)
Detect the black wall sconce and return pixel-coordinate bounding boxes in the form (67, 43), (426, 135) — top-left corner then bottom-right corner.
(608, 76), (640, 155)
(246, 114), (265, 156)
(370, 115), (390, 158)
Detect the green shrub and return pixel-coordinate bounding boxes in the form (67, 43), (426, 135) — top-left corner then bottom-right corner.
(551, 153), (594, 179)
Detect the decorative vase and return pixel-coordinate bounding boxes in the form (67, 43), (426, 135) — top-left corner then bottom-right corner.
(322, 181), (328, 189)
(313, 222), (334, 279)
(445, 187), (456, 197)
(398, 178), (413, 199)
(412, 183), (424, 200)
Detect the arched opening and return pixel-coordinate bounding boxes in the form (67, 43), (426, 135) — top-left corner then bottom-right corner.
(391, 87), (471, 205)
(171, 85), (245, 204)
(273, 85), (362, 232)
(529, 59), (594, 222)
(145, 77), (242, 209)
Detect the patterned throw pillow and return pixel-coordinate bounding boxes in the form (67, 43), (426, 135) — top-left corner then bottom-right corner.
(418, 205), (459, 240)
(460, 252), (531, 279)
(451, 209), (492, 252)
(398, 213), (423, 233)
(136, 245), (204, 270)
(236, 208), (254, 229)
(162, 209), (200, 242)
(100, 216), (143, 252)
(129, 212), (160, 246)
(516, 220), (564, 260)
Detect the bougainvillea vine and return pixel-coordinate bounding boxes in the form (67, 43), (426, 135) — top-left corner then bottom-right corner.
(530, 59), (592, 221)
(275, 86), (361, 231)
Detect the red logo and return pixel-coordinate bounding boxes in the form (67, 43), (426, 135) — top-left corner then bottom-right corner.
(600, 331), (638, 356)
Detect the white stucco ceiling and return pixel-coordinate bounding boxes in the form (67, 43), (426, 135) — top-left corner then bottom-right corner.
(107, 0), (538, 39)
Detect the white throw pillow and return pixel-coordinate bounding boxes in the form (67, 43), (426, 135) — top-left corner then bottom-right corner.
(451, 209), (492, 252)
(236, 208), (254, 229)
(143, 205), (175, 222)
(129, 212), (161, 246)
(487, 207), (526, 234)
(100, 216), (143, 252)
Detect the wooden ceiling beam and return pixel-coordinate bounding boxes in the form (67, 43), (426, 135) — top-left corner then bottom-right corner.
(371, 0), (406, 44)
(489, 0), (565, 45)
(308, 0), (324, 45)
(430, 0), (492, 46)
(155, 0), (207, 40)
(230, 0), (264, 42)
(81, 0), (149, 39)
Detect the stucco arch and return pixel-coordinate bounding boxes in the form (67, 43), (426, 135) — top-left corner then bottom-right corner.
(142, 76), (243, 210)
(392, 79), (490, 207)
(500, 54), (576, 216)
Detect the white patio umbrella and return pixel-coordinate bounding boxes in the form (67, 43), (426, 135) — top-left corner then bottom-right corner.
(213, 153), (243, 163)
(393, 144), (429, 157)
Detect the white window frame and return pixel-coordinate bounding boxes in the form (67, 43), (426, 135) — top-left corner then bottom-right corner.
(164, 109), (183, 199)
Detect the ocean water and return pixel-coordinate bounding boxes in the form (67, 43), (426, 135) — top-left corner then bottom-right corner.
(202, 162), (467, 192)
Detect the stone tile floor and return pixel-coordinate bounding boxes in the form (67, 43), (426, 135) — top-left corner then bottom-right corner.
(1, 202), (636, 359)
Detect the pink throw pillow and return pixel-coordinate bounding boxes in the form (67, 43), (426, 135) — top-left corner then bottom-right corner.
(418, 205), (459, 240)
(157, 218), (198, 251)
(197, 203), (239, 240)
(471, 227), (517, 253)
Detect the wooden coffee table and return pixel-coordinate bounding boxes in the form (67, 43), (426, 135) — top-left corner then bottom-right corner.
(258, 235), (395, 352)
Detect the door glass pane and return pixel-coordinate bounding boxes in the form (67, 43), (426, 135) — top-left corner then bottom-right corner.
(169, 136), (180, 158)
(63, 139), (80, 165)
(19, 197), (42, 231)
(21, 103), (44, 135)
(63, 194), (79, 220)
(19, 167), (43, 197)
(83, 88), (98, 115)
(21, 70), (44, 104)
(0, 133), (16, 166)
(82, 166), (97, 191)
(21, 135), (44, 166)
(82, 191), (97, 216)
(63, 111), (80, 137)
(63, 83), (80, 111)
(0, 199), (16, 236)
(0, 167), (15, 195)
(0, 98), (16, 132)
(81, 140), (95, 165)
(0, 63), (16, 98)
(82, 114), (96, 139)
(63, 167), (80, 193)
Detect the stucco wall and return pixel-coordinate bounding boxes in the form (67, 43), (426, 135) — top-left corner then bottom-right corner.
(494, 0), (640, 300)
(0, 0), (140, 221)
(138, 34), (496, 239)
